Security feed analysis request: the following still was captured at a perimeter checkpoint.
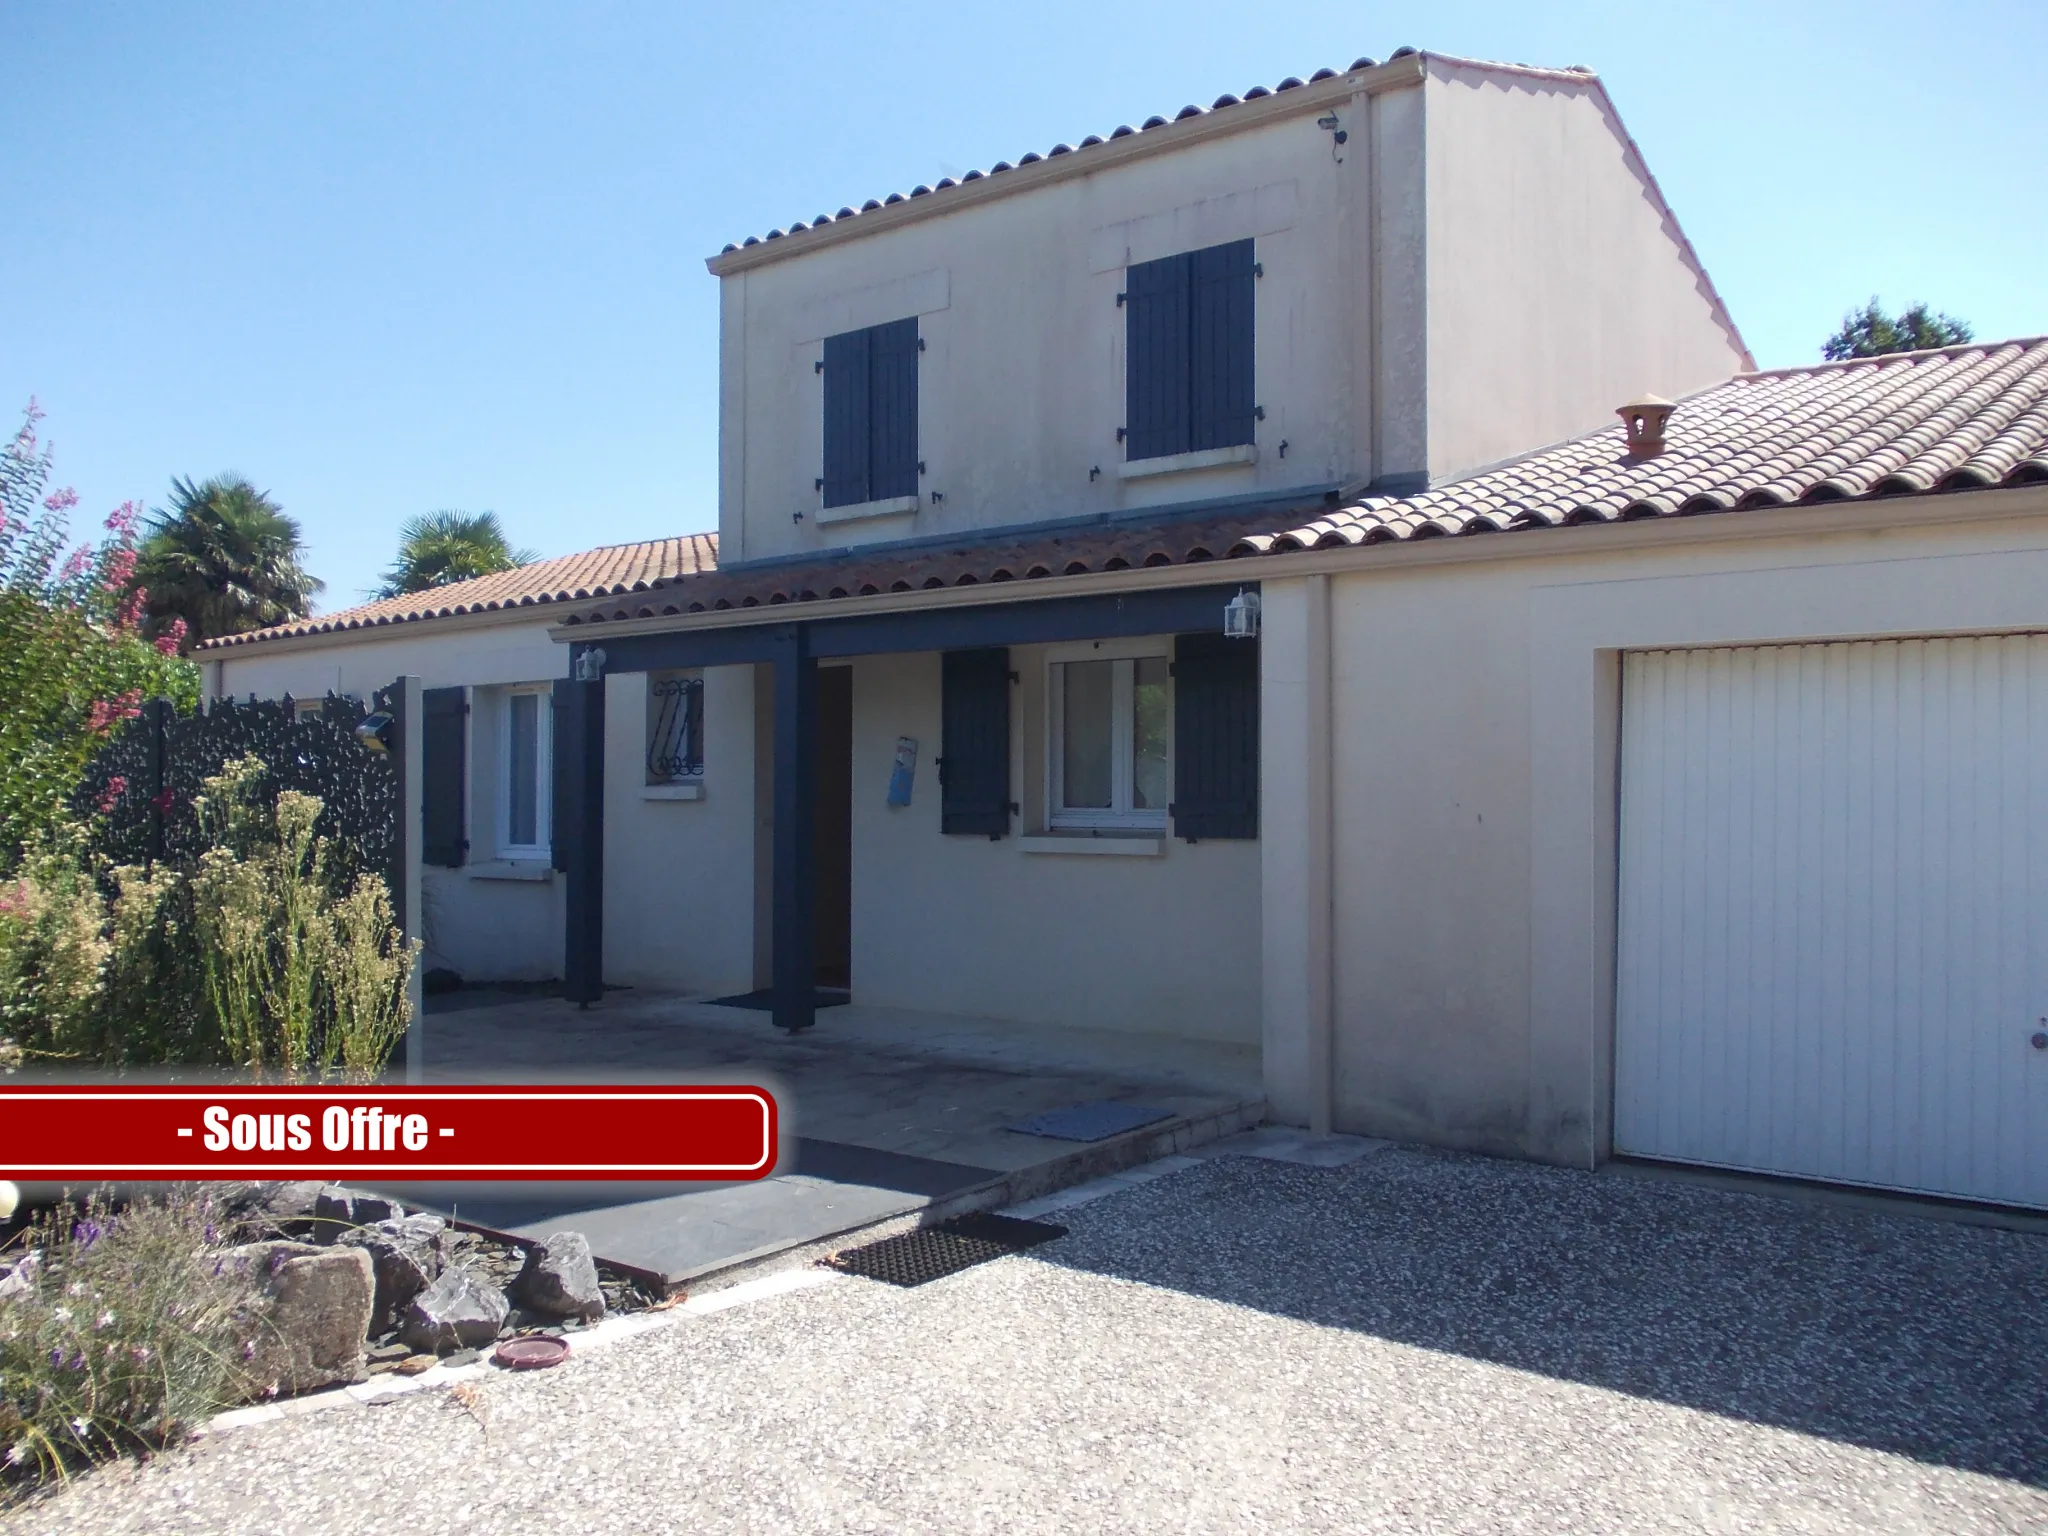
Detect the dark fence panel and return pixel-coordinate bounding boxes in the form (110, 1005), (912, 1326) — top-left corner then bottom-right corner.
(76, 692), (399, 888)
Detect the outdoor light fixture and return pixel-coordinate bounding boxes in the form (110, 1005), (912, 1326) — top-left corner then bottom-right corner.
(572, 646), (608, 683)
(1223, 588), (1261, 639)
(353, 711), (395, 754)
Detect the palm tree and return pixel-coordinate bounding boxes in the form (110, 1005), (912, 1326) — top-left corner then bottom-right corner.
(133, 476), (323, 651)
(376, 511), (538, 598)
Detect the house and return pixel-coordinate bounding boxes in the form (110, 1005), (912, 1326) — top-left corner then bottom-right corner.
(207, 50), (2048, 1210)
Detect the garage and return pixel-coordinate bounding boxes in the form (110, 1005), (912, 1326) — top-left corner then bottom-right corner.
(1615, 635), (2048, 1209)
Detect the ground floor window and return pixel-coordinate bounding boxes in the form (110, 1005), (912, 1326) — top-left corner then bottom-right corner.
(1049, 644), (1170, 829)
(646, 671), (705, 785)
(500, 685), (551, 858)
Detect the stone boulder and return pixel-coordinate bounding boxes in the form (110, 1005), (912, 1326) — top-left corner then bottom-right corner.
(0, 1247), (40, 1301)
(399, 1264), (508, 1354)
(512, 1231), (605, 1323)
(313, 1186), (401, 1236)
(338, 1214), (448, 1334)
(218, 1240), (374, 1397)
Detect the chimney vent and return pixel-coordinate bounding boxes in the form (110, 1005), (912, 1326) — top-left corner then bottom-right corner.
(1618, 394), (1675, 455)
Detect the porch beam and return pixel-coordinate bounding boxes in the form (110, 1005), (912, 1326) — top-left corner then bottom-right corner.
(583, 582), (1254, 673)
(770, 624), (818, 1033)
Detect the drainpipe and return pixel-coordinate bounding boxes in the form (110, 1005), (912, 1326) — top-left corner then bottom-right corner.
(1305, 574), (1335, 1136)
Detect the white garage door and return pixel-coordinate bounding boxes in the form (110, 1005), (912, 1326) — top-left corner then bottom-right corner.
(1616, 637), (2048, 1209)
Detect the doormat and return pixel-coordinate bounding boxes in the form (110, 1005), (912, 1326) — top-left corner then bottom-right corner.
(705, 987), (851, 1011)
(826, 1212), (1069, 1288)
(1006, 1101), (1174, 1142)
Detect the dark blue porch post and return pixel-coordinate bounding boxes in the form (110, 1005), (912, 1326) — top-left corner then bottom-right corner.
(771, 623), (818, 1033)
(555, 663), (606, 1007)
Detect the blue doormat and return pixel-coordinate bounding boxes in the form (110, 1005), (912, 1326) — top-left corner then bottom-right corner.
(1007, 1101), (1175, 1142)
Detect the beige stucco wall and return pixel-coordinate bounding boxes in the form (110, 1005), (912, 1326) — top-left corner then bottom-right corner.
(602, 663), (758, 997)
(846, 647), (1261, 1043)
(1261, 490), (2048, 1165)
(719, 91), (1386, 564)
(211, 622), (760, 995)
(1420, 60), (1751, 482)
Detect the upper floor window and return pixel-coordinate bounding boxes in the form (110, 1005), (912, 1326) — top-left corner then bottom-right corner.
(646, 671), (704, 785)
(822, 317), (920, 509)
(1123, 238), (1256, 462)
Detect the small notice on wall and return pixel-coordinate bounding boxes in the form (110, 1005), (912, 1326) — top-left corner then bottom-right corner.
(887, 736), (918, 807)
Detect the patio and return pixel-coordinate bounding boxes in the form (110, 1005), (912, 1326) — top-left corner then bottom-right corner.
(377, 988), (1265, 1285)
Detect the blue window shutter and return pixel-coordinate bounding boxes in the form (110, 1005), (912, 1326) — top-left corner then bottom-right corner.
(1189, 239), (1256, 450)
(1124, 251), (1191, 461)
(868, 317), (920, 501)
(1171, 632), (1259, 840)
(939, 648), (1012, 837)
(822, 326), (872, 507)
(421, 686), (467, 867)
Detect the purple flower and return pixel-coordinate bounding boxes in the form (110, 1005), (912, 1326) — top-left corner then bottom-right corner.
(71, 1218), (106, 1249)
(48, 1347), (63, 1369)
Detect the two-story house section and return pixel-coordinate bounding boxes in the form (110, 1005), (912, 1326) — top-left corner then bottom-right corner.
(710, 50), (1749, 566)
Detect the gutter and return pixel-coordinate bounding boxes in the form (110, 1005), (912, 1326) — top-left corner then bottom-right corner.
(546, 482), (2048, 645)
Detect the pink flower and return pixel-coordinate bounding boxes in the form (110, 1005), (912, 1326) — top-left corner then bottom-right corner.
(100, 545), (137, 594)
(114, 584), (147, 633)
(0, 882), (29, 922)
(57, 544), (92, 583)
(44, 487), (80, 514)
(150, 788), (175, 813)
(97, 776), (129, 814)
(102, 499), (138, 536)
(85, 692), (142, 734)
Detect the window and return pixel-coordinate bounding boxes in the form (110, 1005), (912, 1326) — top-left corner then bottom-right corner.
(1123, 238), (1256, 461)
(1049, 647), (1170, 829)
(821, 316), (920, 509)
(499, 686), (551, 858)
(646, 672), (704, 785)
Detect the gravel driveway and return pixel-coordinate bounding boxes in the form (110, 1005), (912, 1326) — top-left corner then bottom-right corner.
(7, 1146), (2045, 1534)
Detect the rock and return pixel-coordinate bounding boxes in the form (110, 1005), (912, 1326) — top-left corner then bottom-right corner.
(366, 1341), (411, 1363)
(511, 1231), (606, 1323)
(0, 1247), (41, 1301)
(313, 1187), (402, 1236)
(339, 1214), (447, 1333)
(395, 1354), (438, 1376)
(218, 1241), (374, 1397)
(441, 1347), (481, 1369)
(399, 1265), (508, 1354)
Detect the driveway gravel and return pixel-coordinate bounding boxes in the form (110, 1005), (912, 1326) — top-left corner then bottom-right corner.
(6, 1146), (2045, 1534)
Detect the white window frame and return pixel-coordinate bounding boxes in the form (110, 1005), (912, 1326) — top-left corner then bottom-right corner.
(1045, 638), (1171, 832)
(498, 684), (552, 861)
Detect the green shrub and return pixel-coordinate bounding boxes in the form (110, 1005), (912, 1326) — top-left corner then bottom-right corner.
(0, 1192), (248, 1494)
(0, 757), (417, 1078)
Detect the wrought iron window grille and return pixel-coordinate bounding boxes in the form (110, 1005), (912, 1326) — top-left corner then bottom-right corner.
(646, 674), (705, 784)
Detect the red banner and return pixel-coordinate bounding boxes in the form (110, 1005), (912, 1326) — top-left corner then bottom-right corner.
(0, 1085), (778, 1181)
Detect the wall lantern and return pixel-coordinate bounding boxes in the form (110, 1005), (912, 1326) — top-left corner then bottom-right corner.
(353, 711), (395, 754)
(572, 646), (608, 683)
(1223, 588), (1262, 640)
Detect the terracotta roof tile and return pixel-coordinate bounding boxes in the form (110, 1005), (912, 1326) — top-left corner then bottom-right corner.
(551, 339), (2048, 630)
(201, 533), (718, 650)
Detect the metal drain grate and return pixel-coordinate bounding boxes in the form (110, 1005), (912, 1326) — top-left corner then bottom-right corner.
(826, 1213), (1069, 1287)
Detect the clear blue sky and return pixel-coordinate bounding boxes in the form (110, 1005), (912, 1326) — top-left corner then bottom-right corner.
(6, 1), (2043, 613)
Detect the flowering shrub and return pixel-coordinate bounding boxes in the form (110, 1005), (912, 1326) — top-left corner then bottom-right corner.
(0, 1191), (249, 1494)
(0, 402), (198, 872)
(0, 758), (416, 1075)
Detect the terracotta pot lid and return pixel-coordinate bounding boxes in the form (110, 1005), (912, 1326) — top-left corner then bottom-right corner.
(493, 1336), (570, 1370)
